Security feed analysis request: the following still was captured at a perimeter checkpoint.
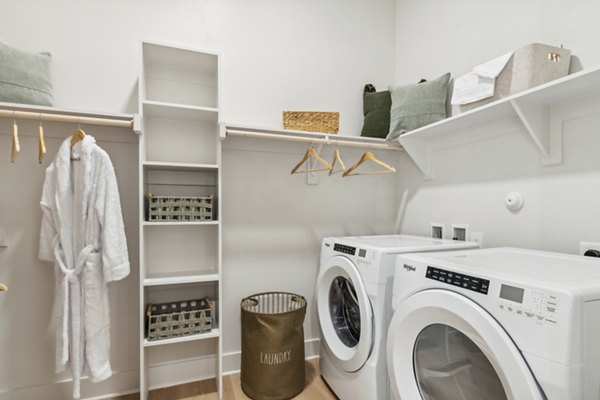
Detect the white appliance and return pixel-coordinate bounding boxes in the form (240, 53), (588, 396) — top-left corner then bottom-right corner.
(317, 235), (479, 400)
(387, 247), (600, 400)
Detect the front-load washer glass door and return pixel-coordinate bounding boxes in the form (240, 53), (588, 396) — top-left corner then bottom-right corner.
(387, 289), (544, 400)
(329, 276), (361, 347)
(317, 255), (373, 372)
(414, 324), (507, 400)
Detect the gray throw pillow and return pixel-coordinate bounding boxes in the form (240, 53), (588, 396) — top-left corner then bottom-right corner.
(386, 72), (450, 141)
(0, 42), (53, 106)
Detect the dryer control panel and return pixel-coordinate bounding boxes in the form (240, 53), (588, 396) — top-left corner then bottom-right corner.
(498, 284), (560, 326)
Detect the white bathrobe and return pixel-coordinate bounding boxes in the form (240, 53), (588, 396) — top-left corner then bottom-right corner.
(39, 135), (130, 398)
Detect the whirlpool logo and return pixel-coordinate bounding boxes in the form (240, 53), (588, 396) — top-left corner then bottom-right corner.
(403, 264), (416, 272)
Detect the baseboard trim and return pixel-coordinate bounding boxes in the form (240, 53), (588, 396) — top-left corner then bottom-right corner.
(0, 338), (321, 399)
(0, 369), (139, 400)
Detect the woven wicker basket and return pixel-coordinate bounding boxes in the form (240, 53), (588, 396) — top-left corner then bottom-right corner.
(282, 111), (339, 134)
(146, 194), (213, 222)
(146, 297), (213, 341)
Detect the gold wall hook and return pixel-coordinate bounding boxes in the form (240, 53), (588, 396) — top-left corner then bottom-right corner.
(0, 283), (7, 292)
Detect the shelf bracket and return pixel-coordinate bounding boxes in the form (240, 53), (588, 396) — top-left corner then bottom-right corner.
(397, 136), (435, 180)
(510, 98), (561, 165)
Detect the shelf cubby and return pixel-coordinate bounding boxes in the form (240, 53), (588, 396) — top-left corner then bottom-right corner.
(142, 42), (218, 109)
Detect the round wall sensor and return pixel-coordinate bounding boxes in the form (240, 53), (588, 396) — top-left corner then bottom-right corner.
(505, 191), (524, 212)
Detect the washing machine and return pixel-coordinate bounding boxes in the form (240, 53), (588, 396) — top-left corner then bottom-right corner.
(317, 235), (479, 400)
(387, 247), (600, 400)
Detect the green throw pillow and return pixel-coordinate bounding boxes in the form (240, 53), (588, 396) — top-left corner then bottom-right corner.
(361, 84), (391, 139)
(0, 42), (53, 106)
(386, 73), (450, 141)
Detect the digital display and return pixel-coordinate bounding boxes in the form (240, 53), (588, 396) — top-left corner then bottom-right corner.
(500, 284), (525, 303)
(358, 249), (366, 258)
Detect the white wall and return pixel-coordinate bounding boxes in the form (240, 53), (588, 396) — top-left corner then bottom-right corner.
(393, 0), (600, 253)
(0, 0), (397, 398)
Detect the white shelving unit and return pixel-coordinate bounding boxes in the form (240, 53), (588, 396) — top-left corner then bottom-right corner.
(138, 40), (222, 399)
(397, 66), (600, 179)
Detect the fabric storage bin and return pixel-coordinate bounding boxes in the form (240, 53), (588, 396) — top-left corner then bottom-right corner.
(146, 297), (213, 341)
(146, 194), (214, 222)
(460, 43), (571, 112)
(241, 292), (307, 400)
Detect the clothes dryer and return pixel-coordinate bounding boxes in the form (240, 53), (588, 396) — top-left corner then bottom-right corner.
(317, 235), (479, 400)
(387, 247), (600, 400)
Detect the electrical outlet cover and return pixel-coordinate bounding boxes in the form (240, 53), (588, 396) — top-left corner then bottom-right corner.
(470, 232), (484, 248)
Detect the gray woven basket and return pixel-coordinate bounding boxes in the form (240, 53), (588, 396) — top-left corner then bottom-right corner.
(146, 297), (213, 341)
(147, 194), (213, 222)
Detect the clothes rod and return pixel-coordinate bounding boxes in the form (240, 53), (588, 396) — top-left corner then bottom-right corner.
(226, 129), (403, 151)
(0, 109), (133, 128)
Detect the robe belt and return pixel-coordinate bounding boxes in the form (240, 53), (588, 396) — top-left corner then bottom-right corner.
(52, 236), (96, 399)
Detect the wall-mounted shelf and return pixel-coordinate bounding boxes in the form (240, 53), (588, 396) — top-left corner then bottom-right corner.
(223, 124), (403, 151)
(397, 65), (600, 179)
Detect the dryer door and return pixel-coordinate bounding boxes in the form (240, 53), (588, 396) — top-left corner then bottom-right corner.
(387, 289), (544, 400)
(317, 255), (373, 372)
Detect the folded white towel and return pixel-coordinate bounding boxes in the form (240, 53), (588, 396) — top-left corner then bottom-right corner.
(452, 73), (496, 105)
(451, 52), (513, 105)
(473, 52), (513, 79)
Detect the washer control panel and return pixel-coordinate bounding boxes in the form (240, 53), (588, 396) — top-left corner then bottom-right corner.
(333, 243), (374, 267)
(333, 243), (356, 255)
(498, 285), (560, 326)
(426, 266), (489, 295)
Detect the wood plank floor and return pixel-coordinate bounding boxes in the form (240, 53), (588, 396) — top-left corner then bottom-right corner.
(108, 358), (337, 400)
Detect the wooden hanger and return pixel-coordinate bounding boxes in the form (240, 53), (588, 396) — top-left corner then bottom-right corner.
(342, 151), (397, 177)
(38, 119), (46, 164)
(71, 128), (86, 148)
(70, 120), (86, 160)
(291, 146), (332, 174)
(329, 149), (346, 176)
(11, 117), (19, 163)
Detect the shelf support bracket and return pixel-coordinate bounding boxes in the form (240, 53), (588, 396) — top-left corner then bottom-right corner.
(397, 136), (434, 180)
(510, 98), (561, 165)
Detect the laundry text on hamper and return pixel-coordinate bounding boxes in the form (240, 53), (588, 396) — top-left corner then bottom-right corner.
(260, 350), (292, 365)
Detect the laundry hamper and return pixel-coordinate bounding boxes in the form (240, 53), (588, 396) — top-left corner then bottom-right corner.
(240, 292), (307, 400)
